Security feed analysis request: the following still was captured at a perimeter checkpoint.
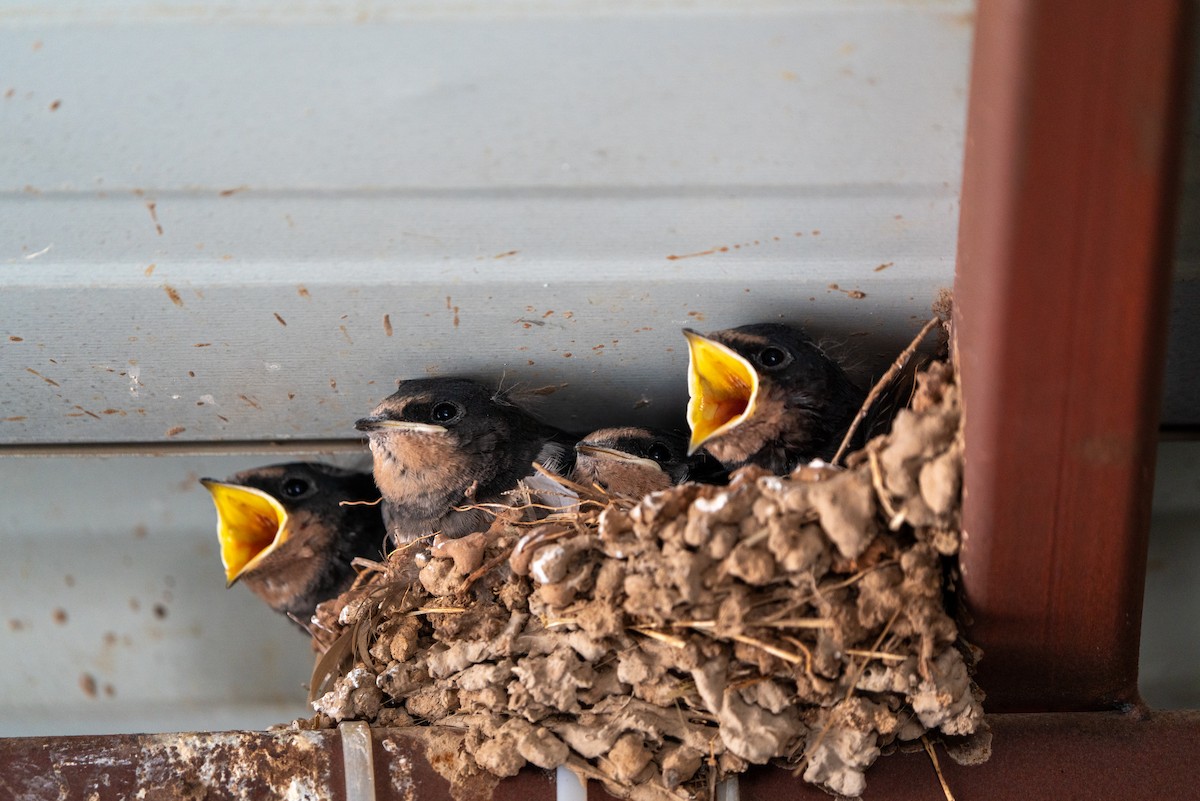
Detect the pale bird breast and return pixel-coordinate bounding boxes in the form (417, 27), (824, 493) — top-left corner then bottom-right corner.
(371, 431), (476, 506)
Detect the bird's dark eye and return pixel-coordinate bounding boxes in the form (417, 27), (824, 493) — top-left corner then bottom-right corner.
(431, 402), (460, 423)
(281, 478), (310, 498)
(647, 443), (673, 464)
(756, 346), (788, 369)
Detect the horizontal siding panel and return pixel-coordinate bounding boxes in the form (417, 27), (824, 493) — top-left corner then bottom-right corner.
(1, 4), (970, 445)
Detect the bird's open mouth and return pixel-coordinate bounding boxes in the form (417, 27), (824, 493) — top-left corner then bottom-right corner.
(575, 443), (664, 473)
(683, 329), (759, 455)
(200, 479), (289, 586)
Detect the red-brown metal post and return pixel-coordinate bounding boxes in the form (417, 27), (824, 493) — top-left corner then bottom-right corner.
(954, 0), (1190, 711)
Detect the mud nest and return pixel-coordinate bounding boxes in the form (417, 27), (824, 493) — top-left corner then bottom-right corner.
(303, 358), (986, 799)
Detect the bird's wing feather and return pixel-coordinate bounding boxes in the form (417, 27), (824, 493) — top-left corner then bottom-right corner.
(534, 440), (573, 476)
(518, 470), (578, 512)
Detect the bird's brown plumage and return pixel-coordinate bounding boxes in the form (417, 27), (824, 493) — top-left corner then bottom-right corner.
(201, 462), (385, 627)
(685, 324), (865, 473)
(355, 377), (576, 545)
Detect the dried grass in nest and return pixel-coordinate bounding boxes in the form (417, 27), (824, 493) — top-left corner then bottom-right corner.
(299, 318), (988, 800)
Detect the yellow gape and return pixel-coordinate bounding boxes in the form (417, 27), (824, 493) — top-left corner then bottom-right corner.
(200, 479), (290, 586)
(684, 330), (760, 455)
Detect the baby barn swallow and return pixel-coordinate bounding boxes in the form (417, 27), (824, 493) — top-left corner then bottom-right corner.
(684, 323), (865, 473)
(200, 463), (386, 625)
(355, 377), (576, 544)
(572, 427), (725, 497)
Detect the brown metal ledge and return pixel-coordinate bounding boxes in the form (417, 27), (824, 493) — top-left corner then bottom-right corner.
(3, 712), (1198, 800)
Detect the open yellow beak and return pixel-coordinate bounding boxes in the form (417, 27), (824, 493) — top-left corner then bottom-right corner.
(200, 479), (289, 586)
(684, 329), (759, 455)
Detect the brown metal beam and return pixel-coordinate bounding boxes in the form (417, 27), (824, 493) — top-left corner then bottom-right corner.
(3, 712), (1199, 800)
(740, 710), (1200, 801)
(953, 0), (1191, 711)
(0, 726), (556, 801)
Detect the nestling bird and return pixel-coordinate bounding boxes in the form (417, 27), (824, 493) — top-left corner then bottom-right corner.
(683, 323), (865, 473)
(200, 462), (386, 626)
(572, 427), (725, 497)
(355, 377), (576, 545)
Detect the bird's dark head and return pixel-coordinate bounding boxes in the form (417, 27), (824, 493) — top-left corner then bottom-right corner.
(355, 377), (516, 453)
(574, 427), (689, 495)
(355, 377), (535, 504)
(200, 462), (379, 588)
(684, 323), (861, 467)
